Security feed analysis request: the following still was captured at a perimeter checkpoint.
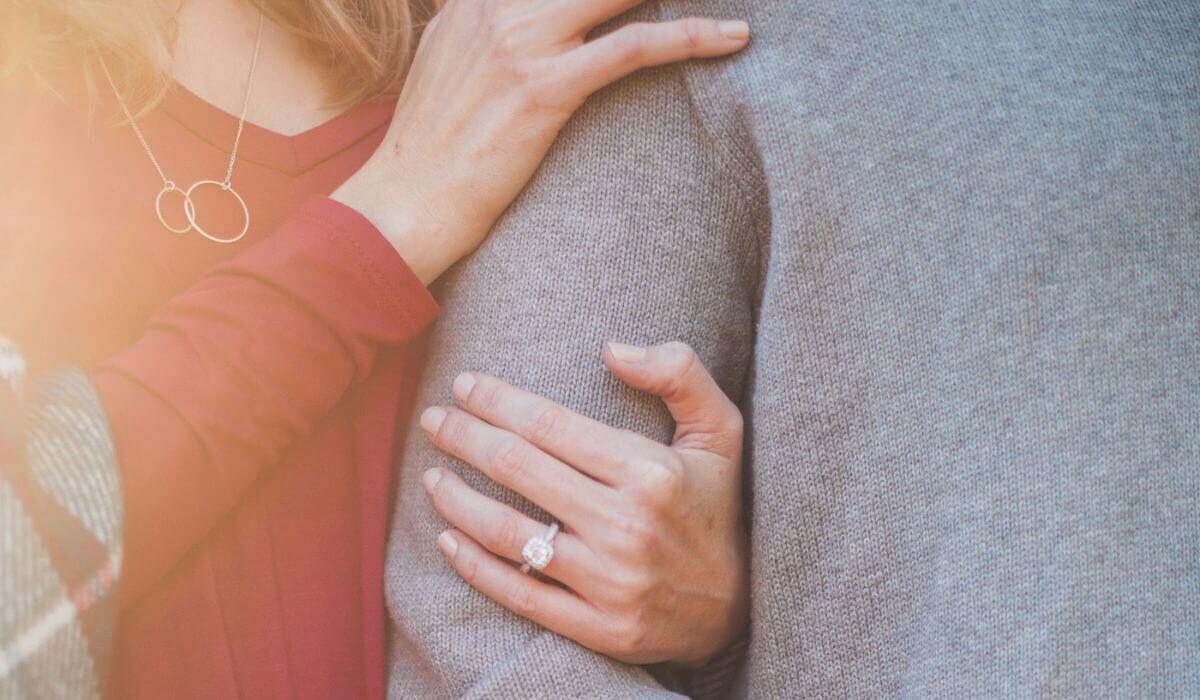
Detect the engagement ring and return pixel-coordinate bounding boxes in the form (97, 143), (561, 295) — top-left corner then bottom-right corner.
(520, 522), (560, 574)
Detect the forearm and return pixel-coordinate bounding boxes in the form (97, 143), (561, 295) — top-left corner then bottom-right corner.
(94, 197), (438, 605)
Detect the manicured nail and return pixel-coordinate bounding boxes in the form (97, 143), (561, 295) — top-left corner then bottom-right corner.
(422, 468), (443, 492)
(420, 406), (447, 434)
(452, 372), (477, 402)
(437, 531), (458, 558)
(606, 342), (647, 364)
(718, 20), (750, 41)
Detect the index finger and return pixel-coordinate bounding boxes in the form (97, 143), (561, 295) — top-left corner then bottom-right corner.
(545, 0), (642, 38)
(559, 17), (750, 98)
(449, 372), (659, 485)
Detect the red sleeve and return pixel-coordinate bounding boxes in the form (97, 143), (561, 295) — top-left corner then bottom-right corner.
(92, 197), (438, 606)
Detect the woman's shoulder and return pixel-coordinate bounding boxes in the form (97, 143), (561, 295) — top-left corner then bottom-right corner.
(0, 71), (35, 134)
(0, 68), (91, 176)
(1, 65), (90, 129)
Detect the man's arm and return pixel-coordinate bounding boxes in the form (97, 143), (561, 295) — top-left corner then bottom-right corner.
(672, 1), (1200, 696)
(383, 24), (762, 696)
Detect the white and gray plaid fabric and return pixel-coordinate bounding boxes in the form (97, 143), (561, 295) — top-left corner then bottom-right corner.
(0, 337), (122, 699)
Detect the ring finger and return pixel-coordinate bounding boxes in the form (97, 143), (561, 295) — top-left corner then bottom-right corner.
(422, 466), (598, 593)
(420, 405), (610, 530)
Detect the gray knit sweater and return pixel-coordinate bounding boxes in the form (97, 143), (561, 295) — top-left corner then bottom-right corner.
(386, 2), (1200, 697)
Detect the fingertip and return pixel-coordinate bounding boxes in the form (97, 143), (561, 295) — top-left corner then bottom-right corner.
(437, 530), (459, 558)
(452, 372), (477, 403)
(422, 467), (444, 493)
(603, 343), (649, 387)
(420, 405), (448, 435)
(717, 20), (750, 42)
(605, 341), (647, 365)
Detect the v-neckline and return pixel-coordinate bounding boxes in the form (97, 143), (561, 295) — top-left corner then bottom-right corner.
(160, 82), (396, 176)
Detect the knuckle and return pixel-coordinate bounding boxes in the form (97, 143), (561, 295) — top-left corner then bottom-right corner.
(458, 549), (481, 586)
(491, 512), (524, 555)
(485, 9), (532, 60)
(655, 342), (700, 398)
(490, 436), (529, 483)
(614, 24), (649, 63)
(606, 618), (649, 659)
(512, 79), (549, 116)
(492, 29), (523, 60)
(436, 412), (469, 450)
(613, 569), (656, 607)
(614, 510), (658, 557)
(479, 0), (507, 19)
(470, 378), (503, 416)
(525, 404), (561, 444)
(680, 18), (706, 50)
(508, 580), (539, 617)
(636, 454), (685, 508)
(661, 341), (699, 377)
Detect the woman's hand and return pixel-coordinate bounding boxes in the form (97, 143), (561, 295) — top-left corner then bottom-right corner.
(417, 341), (748, 667)
(332, 1), (750, 284)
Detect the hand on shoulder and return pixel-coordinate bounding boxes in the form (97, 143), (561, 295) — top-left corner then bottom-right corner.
(333, 0), (750, 284)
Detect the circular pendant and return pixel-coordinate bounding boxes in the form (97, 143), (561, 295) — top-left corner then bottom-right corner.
(155, 183), (193, 235)
(184, 180), (251, 245)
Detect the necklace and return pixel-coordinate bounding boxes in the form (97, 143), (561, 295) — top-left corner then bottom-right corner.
(98, 11), (264, 245)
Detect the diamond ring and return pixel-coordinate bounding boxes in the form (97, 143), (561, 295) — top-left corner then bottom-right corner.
(520, 522), (560, 574)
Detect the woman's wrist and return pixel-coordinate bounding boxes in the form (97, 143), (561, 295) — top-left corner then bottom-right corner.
(330, 169), (454, 286)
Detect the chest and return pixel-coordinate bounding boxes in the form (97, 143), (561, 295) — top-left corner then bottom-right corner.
(0, 90), (378, 372)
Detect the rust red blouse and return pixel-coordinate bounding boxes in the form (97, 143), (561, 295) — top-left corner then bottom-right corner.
(0, 74), (434, 698)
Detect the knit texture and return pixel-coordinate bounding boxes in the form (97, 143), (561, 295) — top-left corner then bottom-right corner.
(386, 1), (1200, 697)
(0, 338), (122, 698)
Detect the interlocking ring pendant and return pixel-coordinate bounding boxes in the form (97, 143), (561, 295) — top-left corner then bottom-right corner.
(154, 182), (192, 235)
(185, 180), (250, 245)
(154, 180), (251, 245)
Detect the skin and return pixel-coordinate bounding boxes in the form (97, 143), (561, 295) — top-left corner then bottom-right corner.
(332, 0), (753, 284)
(172, 0), (340, 135)
(171, 0), (751, 666)
(420, 342), (750, 666)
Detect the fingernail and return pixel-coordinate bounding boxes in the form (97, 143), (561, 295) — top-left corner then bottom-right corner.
(422, 468), (443, 492)
(452, 372), (477, 402)
(606, 342), (647, 364)
(437, 531), (458, 558)
(718, 20), (750, 41)
(420, 406), (447, 434)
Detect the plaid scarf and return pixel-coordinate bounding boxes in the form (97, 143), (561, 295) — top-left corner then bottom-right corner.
(0, 338), (122, 698)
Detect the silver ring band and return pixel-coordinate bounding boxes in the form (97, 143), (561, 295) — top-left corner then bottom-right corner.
(520, 522), (560, 574)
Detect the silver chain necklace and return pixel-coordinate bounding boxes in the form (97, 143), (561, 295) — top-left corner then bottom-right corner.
(98, 11), (264, 245)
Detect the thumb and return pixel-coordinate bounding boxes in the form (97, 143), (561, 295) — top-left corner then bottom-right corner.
(602, 341), (743, 460)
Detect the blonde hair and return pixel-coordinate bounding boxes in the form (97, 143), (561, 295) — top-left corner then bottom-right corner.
(1, 0), (435, 115)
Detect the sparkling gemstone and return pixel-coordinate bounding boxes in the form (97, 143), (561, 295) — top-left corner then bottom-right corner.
(522, 538), (554, 570)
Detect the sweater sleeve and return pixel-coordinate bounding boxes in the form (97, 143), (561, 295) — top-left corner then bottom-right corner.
(381, 21), (759, 694)
(93, 197), (438, 606)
